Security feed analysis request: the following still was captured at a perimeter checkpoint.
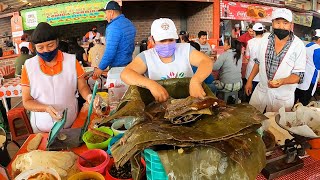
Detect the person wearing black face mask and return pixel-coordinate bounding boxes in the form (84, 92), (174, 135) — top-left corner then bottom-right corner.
(83, 25), (101, 42)
(245, 8), (306, 113)
(21, 22), (97, 133)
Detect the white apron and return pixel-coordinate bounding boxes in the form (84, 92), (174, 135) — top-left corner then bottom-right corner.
(250, 34), (306, 113)
(25, 53), (78, 133)
(297, 43), (320, 95)
(144, 43), (194, 80)
(89, 31), (100, 41)
(245, 38), (261, 82)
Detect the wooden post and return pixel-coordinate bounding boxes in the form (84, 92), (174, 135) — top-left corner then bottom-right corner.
(213, 0), (220, 46)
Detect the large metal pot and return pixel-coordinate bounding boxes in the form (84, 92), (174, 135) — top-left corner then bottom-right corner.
(0, 127), (10, 166)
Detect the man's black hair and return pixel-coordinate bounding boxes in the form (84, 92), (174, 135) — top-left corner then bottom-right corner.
(190, 41), (200, 51)
(198, 31), (207, 38)
(58, 41), (69, 53)
(255, 31), (264, 35)
(311, 29), (320, 41)
(20, 47), (29, 54)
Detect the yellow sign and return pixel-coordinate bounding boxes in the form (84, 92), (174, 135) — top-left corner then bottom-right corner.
(293, 13), (313, 27)
(20, 0), (110, 30)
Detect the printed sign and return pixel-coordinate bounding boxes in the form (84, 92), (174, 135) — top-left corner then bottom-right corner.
(11, 12), (23, 38)
(221, 1), (313, 27)
(20, 0), (115, 30)
(293, 13), (313, 27)
(220, 1), (276, 22)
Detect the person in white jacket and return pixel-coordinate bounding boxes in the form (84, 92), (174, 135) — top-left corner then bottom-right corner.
(245, 8), (306, 113)
(244, 23), (264, 102)
(295, 29), (320, 105)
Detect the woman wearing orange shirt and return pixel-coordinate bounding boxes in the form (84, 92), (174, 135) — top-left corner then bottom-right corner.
(21, 22), (94, 133)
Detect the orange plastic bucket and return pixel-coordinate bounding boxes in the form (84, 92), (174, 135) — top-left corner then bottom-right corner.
(306, 139), (320, 160)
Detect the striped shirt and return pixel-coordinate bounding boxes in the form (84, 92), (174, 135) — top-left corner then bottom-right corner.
(254, 33), (304, 83)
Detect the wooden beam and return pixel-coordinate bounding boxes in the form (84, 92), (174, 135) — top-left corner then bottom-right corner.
(0, 12), (13, 19)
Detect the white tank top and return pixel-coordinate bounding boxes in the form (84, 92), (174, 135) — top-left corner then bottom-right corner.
(144, 43), (194, 80)
(89, 31), (100, 41)
(24, 53), (78, 133)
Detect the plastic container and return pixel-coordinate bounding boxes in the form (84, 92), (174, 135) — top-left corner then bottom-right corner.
(105, 157), (146, 180)
(107, 133), (124, 156)
(77, 149), (110, 174)
(97, 92), (108, 103)
(143, 149), (168, 180)
(306, 139), (320, 160)
(15, 167), (61, 180)
(82, 126), (113, 149)
(67, 171), (104, 180)
(106, 67), (128, 112)
(0, 127), (10, 167)
(111, 118), (128, 136)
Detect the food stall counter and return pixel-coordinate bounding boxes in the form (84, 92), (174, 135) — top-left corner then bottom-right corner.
(0, 54), (18, 61)
(7, 107), (98, 178)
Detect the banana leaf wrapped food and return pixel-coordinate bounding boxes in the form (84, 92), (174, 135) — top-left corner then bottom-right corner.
(96, 78), (267, 180)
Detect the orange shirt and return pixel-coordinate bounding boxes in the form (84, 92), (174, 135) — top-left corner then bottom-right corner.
(85, 31), (98, 39)
(21, 50), (85, 86)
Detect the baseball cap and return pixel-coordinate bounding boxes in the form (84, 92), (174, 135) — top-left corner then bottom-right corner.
(99, 1), (121, 11)
(315, 29), (320, 37)
(252, 23), (264, 31)
(179, 31), (187, 35)
(151, 18), (179, 41)
(271, 8), (292, 22)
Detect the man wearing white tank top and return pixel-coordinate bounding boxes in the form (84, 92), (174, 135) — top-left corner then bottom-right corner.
(121, 18), (213, 102)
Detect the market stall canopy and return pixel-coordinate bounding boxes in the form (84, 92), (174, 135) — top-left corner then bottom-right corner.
(0, 0), (81, 16)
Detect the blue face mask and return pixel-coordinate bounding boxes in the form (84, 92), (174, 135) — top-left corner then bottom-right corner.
(37, 48), (58, 62)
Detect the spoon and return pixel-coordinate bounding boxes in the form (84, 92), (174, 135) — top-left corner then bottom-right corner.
(69, 149), (96, 167)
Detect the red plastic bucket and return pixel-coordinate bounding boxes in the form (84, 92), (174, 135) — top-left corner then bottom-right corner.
(77, 149), (110, 174)
(306, 139), (320, 160)
(105, 158), (146, 180)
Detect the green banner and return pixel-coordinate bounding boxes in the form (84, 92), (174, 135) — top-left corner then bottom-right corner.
(20, 0), (109, 30)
